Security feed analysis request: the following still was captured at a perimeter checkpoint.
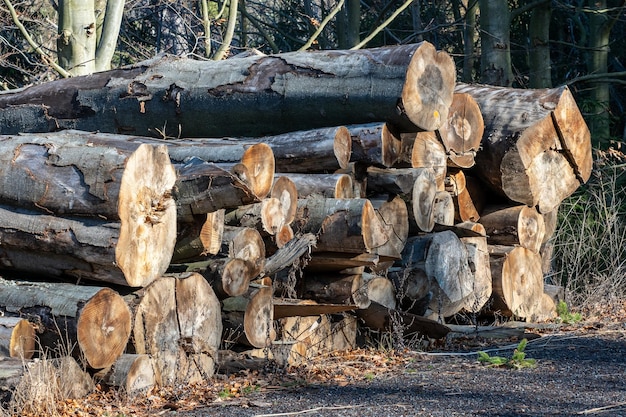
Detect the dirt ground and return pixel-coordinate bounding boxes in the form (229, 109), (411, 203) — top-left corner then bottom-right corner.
(8, 309), (625, 417)
(175, 321), (626, 417)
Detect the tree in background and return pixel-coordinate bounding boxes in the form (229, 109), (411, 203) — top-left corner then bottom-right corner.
(0, 0), (624, 145)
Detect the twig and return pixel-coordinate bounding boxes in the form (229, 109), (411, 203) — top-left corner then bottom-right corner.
(253, 405), (362, 417)
(351, 0), (414, 50)
(577, 402), (626, 415)
(298, 0), (345, 51)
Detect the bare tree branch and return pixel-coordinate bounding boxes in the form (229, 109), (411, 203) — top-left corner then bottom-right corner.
(351, 0), (414, 50)
(3, 0), (71, 78)
(298, 0), (345, 51)
(213, 0), (239, 60)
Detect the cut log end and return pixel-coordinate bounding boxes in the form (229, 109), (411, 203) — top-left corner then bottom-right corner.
(0, 317), (36, 359)
(402, 42), (455, 131)
(77, 288), (132, 370)
(244, 286), (276, 348)
(117, 144), (177, 287)
(241, 143), (275, 199)
(333, 126), (352, 170)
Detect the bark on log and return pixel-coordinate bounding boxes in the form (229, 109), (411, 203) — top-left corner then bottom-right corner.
(0, 204), (172, 287)
(0, 42), (455, 136)
(366, 167), (425, 195)
(0, 317), (36, 359)
(94, 354), (158, 395)
(487, 245), (543, 318)
(126, 272), (221, 386)
(273, 299), (358, 319)
(456, 83), (592, 213)
(480, 205), (546, 253)
(0, 279), (131, 370)
(438, 92), (484, 168)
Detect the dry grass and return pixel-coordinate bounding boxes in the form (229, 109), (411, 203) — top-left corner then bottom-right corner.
(550, 150), (626, 312)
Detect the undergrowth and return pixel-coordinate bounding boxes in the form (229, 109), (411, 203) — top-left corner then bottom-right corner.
(550, 149), (626, 311)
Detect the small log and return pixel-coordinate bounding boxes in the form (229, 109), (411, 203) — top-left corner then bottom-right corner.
(302, 274), (370, 309)
(306, 252), (390, 272)
(271, 176), (298, 225)
(0, 317), (36, 359)
(438, 92), (484, 168)
(487, 245), (543, 318)
(93, 354), (157, 395)
(0, 279), (131, 370)
(456, 83), (592, 213)
(200, 258), (257, 299)
(273, 299), (357, 319)
(337, 123), (403, 168)
(446, 170), (480, 222)
(407, 131), (447, 189)
(275, 173), (355, 199)
(399, 231), (475, 317)
(172, 209), (225, 262)
(480, 205), (546, 253)
(433, 190), (455, 226)
(222, 285), (276, 349)
(366, 167), (425, 195)
(363, 274), (397, 309)
(410, 168), (438, 232)
(126, 272), (222, 386)
(174, 160), (258, 222)
(293, 197), (390, 255)
(225, 198), (287, 236)
(356, 301), (450, 339)
(460, 231), (492, 313)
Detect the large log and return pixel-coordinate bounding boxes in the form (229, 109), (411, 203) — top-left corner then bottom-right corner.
(0, 279), (131, 370)
(126, 272), (222, 386)
(302, 273), (370, 309)
(0, 42), (455, 136)
(0, 204), (171, 287)
(93, 354), (158, 396)
(456, 84), (592, 213)
(0, 131), (176, 221)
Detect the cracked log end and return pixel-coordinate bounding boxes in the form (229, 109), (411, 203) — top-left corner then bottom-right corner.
(77, 288), (132, 370)
(401, 41), (456, 131)
(116, 144), (177, 287)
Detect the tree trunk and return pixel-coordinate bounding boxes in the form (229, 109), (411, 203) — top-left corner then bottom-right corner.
(528, 1), (552, 88)
(456, 83), (592, 213)
(126, 272), (222, 386)
(57, 0), (97, 76)
(0, 279), (131, 370)
(0, 42), (455, 136)
(478, 0), (513, 86)
(0, 317), (36, 359)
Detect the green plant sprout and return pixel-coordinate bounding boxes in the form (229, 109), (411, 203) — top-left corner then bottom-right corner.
(556, 301), (583, 324)
(478, 339), (537, 369)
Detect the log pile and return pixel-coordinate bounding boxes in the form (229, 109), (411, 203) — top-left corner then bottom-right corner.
(0, 41), (591, 398)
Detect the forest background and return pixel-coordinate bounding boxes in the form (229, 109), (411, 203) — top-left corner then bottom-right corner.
(1, 0), (625, 307)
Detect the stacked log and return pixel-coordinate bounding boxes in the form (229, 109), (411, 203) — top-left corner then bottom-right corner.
(0, 41), (592, 400)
